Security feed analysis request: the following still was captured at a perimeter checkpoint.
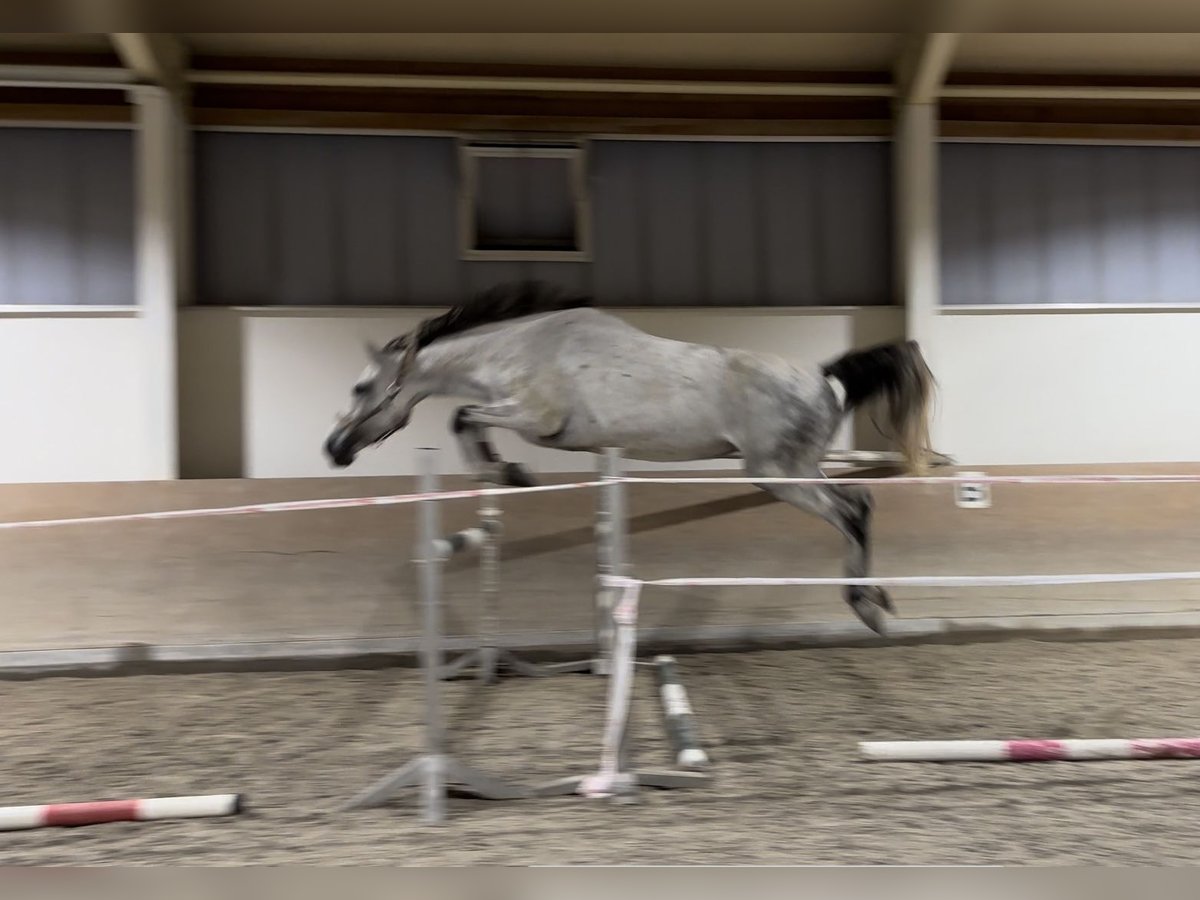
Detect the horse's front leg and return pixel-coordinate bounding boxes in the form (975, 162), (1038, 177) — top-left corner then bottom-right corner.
(451, 404), (543, 487)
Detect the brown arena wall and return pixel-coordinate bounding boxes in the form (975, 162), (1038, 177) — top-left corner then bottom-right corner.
(2, 464), (1198, 659)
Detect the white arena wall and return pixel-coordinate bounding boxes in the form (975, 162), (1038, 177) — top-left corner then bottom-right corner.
(0, 312), (155, 484)
(5, 305), (1199, 484)
(933, 310), (1200, 466)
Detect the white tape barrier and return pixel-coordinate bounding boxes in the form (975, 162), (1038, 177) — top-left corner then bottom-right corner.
(604, 571), (1200, 590)
(2, 470), (1198, 534)
(620, 474), (1200, 487)
(0, 480), (602, 533)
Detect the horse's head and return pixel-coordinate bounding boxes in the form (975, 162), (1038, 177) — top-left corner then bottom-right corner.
(324, 338), (419, 468)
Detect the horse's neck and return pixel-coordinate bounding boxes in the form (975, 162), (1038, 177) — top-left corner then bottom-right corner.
(413, 332), (492, 399)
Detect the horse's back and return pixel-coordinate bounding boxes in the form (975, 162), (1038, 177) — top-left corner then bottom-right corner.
(522, 307), (739, 459)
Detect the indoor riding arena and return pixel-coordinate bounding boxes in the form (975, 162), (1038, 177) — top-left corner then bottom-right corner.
(4, 27), (1200, 867)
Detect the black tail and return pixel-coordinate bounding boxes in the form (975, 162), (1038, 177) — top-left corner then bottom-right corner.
(821, 340), (935, 474)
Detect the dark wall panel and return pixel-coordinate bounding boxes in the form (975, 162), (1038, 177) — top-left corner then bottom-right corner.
(940, 139), (988, 305)
(337, 135), (402, 304)
(197, 132), (470, 306)
(276, 136), (339, 305)
(197, 132), (892, 307)
(195, 131), (276, 305)
(77, 130), (137, 306)
(399, 138), (462, 305)
(589, 140), (643, 305)
(941, 141), (1200, 305)
(0, 128), (134, 306)
(1151, 148), (1200, 303)
(819, 141), (892, 305)
(703, 142), (762, 305)
(760, 143), (821, 305)
(988, 145), (1044, 305)
(1044, 145), (1100, 303)
(590, 139), (893, 306)
(642, 142), (705, 304)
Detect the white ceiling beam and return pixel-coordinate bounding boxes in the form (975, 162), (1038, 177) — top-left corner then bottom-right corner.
(109, 33), (187, 89)
(895, 32), (960, 105)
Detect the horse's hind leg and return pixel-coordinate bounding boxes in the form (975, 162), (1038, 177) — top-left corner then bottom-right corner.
(746, 461), (892, 635)
(451, 406), (537, 487)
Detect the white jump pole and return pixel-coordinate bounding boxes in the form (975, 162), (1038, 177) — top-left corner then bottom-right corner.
(592, 448), (625, 676)
(860, 738), (1200, 762)
(566, 449), (710, 799)
(579, 579), (642, 798)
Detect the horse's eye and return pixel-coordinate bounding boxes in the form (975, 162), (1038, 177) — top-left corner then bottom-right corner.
(353, 383), (369, 396)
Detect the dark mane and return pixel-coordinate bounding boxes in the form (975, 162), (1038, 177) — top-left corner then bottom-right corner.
(385, 281), (593, 353)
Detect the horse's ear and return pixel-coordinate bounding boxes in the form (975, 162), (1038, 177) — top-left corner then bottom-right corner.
(364, 341), (385, 364)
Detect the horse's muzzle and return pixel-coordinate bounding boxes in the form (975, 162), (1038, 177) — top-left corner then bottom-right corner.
(324, 430), (357, 468)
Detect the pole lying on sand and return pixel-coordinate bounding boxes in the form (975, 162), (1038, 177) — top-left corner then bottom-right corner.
(860, 738), (1200, 762)
(0, 794), (243, 830)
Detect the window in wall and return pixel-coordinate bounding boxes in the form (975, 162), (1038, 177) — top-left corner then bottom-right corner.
(458, 140), (591, 261)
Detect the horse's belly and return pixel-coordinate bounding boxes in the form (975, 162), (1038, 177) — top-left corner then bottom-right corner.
(539, 428), (733, 461)
(554, 410), (736, 461)
(620, 441), (739, 463)
(616, 424), (736, 461)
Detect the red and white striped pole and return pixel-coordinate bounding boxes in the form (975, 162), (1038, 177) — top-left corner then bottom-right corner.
(860, 738), (1200, 762)
(0, 793), (243, 831)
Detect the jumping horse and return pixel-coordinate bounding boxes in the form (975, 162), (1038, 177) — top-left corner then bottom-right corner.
(324, 282), (936, 634)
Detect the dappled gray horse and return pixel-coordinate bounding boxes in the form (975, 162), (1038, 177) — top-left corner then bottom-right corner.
(325, 282), (935, 633)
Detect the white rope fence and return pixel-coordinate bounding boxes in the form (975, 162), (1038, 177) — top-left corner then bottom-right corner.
(0, 480), (603, 532)
(620, 474), (1200, 487)
(602, 572), (1200, 590)
(2, 470), (1198, 533)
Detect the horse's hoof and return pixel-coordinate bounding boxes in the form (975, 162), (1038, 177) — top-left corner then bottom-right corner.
(848, 595), (888, 636)
(501, 462), (538, 487)
(865, 585), (895, 613)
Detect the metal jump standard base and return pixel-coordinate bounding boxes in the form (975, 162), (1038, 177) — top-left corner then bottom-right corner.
(344, 453), (529, 824)
(344, 449), (711, 823)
